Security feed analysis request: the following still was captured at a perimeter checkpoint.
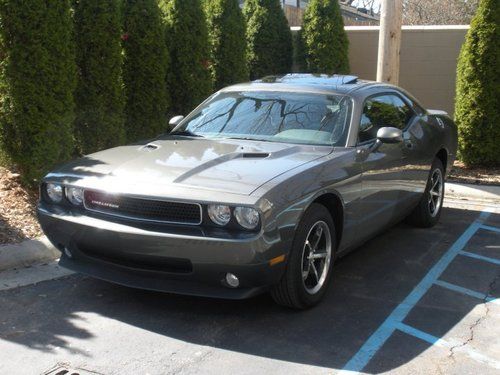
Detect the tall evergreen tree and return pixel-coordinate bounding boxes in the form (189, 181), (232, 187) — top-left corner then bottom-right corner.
(160, 0), (212, 115)
(204, 0), (248, 90)
(74, 0), (126, 154)
(0, 0), (76, 184)
(243, 0), (293, 79)
(123, 0), (170, 142)
(302, 0), (349, 74)
(455, 0), (499, 166)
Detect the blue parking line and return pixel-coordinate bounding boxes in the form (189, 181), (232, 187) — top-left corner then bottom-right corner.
(481, 224), (500, 234)
(434, 279), (499, 305)
(459, 250), (500, 266)
(396, 322), (441, 345)
(339, 209), (492, 374)
(396, 321), (500, 370)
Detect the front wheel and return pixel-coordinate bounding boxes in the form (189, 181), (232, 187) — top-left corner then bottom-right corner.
(271, 203), (336, 309)
(406, 158), (445, 228)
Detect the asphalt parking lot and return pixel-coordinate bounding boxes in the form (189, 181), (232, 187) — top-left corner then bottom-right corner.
(0, 199), (498, 374)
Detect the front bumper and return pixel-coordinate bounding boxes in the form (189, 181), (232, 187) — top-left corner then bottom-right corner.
(37, 205), (289, 299)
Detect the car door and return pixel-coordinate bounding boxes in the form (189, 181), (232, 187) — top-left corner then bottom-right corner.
(355, 94), (409, 237)
(392, 91), (431, 209)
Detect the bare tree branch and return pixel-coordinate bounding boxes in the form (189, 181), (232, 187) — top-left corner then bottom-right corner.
(402, 0), (479, 25)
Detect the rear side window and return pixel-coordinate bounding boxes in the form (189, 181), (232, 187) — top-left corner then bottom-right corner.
(358, 94), (414, 143)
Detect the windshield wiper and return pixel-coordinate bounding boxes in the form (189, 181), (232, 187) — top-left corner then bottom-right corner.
(170, 130), (204, 138)
(219, 136), (272, 142)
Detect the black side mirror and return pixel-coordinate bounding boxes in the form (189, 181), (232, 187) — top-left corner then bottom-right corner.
(169, 115), (184, 129)
(369, 127), (403, 152)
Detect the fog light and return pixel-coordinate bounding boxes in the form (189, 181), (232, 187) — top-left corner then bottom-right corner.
(225, 273), (239, 288)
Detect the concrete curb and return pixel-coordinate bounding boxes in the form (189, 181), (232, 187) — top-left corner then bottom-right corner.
(0, 182), (498, 274)
(0, 236), (59, 272)
(445, 182), (500, 203)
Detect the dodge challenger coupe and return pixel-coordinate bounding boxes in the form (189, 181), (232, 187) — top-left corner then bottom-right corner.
(38, 74), (457, 309)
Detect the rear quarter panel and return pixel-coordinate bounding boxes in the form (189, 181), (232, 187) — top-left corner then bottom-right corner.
(426, 110), (458, 175)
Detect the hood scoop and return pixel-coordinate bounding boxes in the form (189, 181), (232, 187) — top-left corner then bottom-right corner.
(140, 143), (160, 152)
(241, 152), (270, 159)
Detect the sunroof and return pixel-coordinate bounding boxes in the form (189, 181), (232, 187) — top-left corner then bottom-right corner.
(255, 73), (359, 86)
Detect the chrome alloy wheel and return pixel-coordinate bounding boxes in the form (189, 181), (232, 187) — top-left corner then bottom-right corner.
(428, 168), (443, 217)
(301, 221), (332, 295)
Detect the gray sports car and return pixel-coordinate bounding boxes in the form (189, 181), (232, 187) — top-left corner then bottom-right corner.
(38, 74), (457, 309)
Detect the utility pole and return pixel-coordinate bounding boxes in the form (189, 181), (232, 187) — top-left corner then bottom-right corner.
(376, 0), (403, 84)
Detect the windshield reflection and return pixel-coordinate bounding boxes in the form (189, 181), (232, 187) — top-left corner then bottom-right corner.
(173, 91), (352, 146)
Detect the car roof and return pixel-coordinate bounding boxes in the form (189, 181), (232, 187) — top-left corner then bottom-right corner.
(220, 73), (384, 95)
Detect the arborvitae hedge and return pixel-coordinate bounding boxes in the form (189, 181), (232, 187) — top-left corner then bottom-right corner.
(244, 0), (293, 79)
(74, 0), (126, 154)
(204, 0), (248, 90)
(123, 0), (170, 142)
(160, 0), (212, 115)
(292, 28), (307, 72)
(0, 0), (76, 184)
(455, 0), (499, 166)
(302, 0), (349, 74)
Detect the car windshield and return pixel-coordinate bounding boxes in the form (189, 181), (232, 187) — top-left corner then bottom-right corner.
(173, 91), (352, 146)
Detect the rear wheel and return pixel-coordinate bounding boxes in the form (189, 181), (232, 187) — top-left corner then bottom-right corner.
(406, 158), (445, 228)
(271, 203), (336, 309)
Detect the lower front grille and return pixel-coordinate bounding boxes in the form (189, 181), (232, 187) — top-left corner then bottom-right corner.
(80, 244), (193, 273)
(83, 190), (202, 225)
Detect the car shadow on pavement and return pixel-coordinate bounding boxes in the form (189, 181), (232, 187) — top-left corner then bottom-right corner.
(0, 205), (499, 373)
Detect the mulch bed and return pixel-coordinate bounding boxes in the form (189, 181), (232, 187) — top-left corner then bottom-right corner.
(0, 166), (42, 244)
(448, 161), (500, 186)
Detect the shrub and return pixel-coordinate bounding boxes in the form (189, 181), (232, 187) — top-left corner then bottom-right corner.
(302, 0), (349, 74)
(0, 0), (76, 184)
(160, 0), (212, 116)
(455, 0), (499, 166)
(123, 0), (170, 142)
(74, 0), (126, 154)
(243, 0), (293, 79)
(204, 0), (248, 90)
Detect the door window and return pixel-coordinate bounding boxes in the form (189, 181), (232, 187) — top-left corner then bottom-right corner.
(358, 94), (414, 143)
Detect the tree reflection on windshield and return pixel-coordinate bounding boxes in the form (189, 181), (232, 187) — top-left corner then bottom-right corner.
(177, 91), (351, 146)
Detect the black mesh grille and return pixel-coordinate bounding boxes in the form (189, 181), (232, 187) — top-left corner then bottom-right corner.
(84, 190), (202, 225)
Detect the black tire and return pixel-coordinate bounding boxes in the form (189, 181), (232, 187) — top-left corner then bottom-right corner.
(271, 203), (336, 309)
(406, 158), (445, 228)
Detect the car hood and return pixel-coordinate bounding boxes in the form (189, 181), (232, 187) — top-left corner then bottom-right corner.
(52, 138), (332, 196)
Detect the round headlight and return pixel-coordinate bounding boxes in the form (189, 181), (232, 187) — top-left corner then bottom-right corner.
(234, 207), (260, 230)
(66, 187), (84, 205)
(207, 204), (231, 226)
(46, 183), (63, 203)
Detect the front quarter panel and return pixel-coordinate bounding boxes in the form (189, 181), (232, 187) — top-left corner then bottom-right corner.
(255, 148), (362, 254)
